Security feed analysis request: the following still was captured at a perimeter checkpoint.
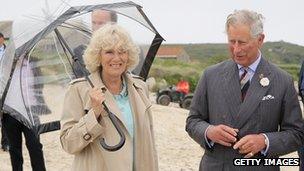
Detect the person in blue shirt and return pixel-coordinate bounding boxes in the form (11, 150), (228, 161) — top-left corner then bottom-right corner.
(0, 32), (5, 58)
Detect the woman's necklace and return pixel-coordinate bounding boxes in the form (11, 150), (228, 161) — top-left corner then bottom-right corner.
(100, 72), (122, 95)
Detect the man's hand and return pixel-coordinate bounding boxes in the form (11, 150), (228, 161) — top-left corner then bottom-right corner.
(233, 134), (266, 158)
(206, 124), (239, 147)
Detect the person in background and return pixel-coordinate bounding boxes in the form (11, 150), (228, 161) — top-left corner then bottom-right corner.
(73, 9), (117, 78)
(60, 24), (158, 171)
(2, 56), (46, 171)
(0, 32), (9, 152)
(298, 60), (304, 171)
(0, 32), (6, 58)
(186, 9), (304, 171)
(299, 60), (304, 102)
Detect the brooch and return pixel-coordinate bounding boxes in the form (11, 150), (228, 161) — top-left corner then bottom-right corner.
(260, 77), (269, 87)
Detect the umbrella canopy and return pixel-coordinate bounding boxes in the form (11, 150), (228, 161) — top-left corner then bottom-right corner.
(0, 1), (163, 133)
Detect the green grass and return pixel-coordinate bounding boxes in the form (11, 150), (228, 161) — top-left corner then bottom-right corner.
(149, 59), (203, 92)
(150, 41), (304, 92)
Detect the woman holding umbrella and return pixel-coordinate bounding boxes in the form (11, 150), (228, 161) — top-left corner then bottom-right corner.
(60, 23), (158, 171)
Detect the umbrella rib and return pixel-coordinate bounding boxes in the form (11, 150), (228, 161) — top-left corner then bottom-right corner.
(24, 59), (36, 125)
(52, 34), (73, 80)
(51, 0), (72, 20)
(60, 22), (92, 36)
(18, 56), (35, 127)
(54, 29), (79, 77)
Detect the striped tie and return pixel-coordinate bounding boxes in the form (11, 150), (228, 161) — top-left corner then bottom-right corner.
(240, 68), (250, 101)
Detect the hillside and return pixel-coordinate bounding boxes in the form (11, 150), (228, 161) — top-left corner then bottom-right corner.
(153, 42), (303, 82)
(262, 41), (304, 64)
(162, 41), (304, 65)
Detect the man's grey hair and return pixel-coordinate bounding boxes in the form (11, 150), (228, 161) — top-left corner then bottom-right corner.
(225, 9), (265, 38)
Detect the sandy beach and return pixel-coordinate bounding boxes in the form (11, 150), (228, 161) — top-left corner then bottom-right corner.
(0, 92), (302, 171)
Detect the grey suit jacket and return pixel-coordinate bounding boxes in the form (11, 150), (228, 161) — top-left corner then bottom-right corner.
(186, 57), (304, 171)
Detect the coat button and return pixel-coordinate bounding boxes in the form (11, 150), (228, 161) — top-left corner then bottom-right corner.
(83, 133), (92, 141)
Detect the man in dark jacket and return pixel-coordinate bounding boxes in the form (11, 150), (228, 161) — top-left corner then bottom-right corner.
(298, 60), (304, 171)
(299, 61), (304, 100)
(73, 9), (117, 78)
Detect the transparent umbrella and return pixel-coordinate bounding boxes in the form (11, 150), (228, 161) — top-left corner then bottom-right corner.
(0, 0), (164, 151)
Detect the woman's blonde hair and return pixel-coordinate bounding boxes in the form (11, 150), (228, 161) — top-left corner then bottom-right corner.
(83, 23), (140, 73)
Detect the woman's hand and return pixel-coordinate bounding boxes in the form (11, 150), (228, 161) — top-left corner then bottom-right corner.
(89, 87), (105, 119)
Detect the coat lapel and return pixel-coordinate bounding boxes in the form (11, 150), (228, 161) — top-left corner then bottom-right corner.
(125, 74), (153, 170)
(125, 73), (152, 137)
(234, 58), (272, 128)
(222, 60), (242, 122)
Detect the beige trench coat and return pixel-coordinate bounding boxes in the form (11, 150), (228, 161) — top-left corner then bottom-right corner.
(60, 71), (158, 171)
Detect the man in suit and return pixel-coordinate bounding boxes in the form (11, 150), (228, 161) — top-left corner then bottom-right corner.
(299, 60), (304, 100)
(298, 60), (304, 171)
(186, 10), (304, 171)
(73, 9), (117, 78)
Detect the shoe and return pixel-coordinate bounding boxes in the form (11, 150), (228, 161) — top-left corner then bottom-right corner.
(1, 145), (9, 152)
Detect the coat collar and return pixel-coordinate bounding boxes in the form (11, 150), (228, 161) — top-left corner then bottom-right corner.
(89, 71), (144, 91)
(88, 71), (106, 89)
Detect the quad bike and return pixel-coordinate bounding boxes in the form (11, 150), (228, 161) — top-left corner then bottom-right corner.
(156, 80), (193, 109)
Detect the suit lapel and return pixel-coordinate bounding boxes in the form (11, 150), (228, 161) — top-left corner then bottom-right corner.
(234, 58), (272, 128)
(222, 60), (242, 122)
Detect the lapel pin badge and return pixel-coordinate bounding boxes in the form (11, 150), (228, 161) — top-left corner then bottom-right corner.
(259, 74), (264, 79)
(260, 76), (270, 87)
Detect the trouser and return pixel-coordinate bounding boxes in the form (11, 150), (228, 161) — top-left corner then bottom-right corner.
(1, 118), (9, 148)
(299, 147), (304, 171)
(2, 114), (46, 171)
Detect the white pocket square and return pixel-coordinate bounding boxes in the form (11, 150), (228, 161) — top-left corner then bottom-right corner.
(262, 95), (275, 101)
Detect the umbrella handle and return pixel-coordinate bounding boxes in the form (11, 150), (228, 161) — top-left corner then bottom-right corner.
(99, 102), (126, 151)
(88, 81), (125, 151)
(85, 77), (126, 151)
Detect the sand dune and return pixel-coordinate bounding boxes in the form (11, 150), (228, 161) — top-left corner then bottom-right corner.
(0, 93), (301, 170)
